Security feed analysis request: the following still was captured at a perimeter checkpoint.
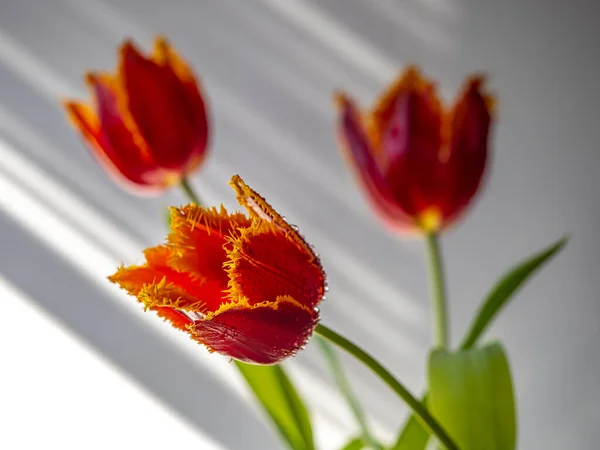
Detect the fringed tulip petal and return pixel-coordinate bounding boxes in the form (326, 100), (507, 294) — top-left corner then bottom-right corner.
(190, 297), (318, 365)
(109, 176), (326, 365)
(226, 221), (325, 310)
(167, 204), (251, 284)
(109, 245), (224, 314)
(229, 174), (325, 263)
(154, 307), (194, 331)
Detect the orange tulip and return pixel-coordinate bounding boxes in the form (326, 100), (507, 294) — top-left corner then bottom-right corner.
(109, 175), (326, 365)
(335, 67), (494, 233)
(64, 36), (209, 194)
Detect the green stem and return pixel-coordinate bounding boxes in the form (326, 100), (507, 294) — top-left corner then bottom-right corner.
(424, 231), (449, 349)
(315, 324), (459, 450)
(180, 177), (203, 205)
(316, 337), (382, 450)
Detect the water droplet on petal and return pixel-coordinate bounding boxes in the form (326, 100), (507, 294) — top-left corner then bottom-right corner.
(324, 285), (330, 292)
(290, 224), (299, 231)
(314, 306), (320, 314)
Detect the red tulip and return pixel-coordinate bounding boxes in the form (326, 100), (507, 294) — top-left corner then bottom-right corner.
(335, 67), (495, 233)
(64, 36), (209, 194)
(109, 175), (326, 365)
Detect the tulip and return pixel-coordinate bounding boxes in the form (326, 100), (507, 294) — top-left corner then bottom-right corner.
(64, 36), (209, 193)
(109, 175), (326, 364)
(335, 67), (494, 233)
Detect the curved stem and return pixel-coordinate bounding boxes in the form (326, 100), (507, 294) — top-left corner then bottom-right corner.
(314, 324), (459, 450)
(425, 231), (449, 348)
(180, 177), (203, 205)
(316, 337), (382, 450)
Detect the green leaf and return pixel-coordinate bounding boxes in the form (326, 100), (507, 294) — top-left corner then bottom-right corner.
(340, 437), (365, 450)
(234, 361), (314, 450)
(390, 236), (567, 449)
(317, 337), (382, 449)
(389, 402), (429, 450)
(427, 343), (516, 450)
(459, 235), (568, 349)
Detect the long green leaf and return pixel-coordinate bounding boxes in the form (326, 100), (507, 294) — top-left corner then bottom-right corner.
(340, 437), (366, 450)
(459, 236), (568, 349)
(390, 236), (567, 449)
(389, 402), (428, 450)
(317, 337), (382, 449)
(428, 343), (516, 449)
(235, 361), (314, 450)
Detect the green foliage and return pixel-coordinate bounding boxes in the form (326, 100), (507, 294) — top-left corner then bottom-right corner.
(391, 236), (567, 449)
(428, 343), (516, 450)
(235, 362), (315, 450)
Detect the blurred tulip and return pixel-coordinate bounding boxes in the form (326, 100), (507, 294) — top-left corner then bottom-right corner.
(335, 67), (494, 233)
(110, 175), (326, 365)
(64, 36), (209, 194)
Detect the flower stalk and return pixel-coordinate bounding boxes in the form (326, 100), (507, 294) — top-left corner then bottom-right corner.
(315, 324), (459, 450)
(425, 231), (449, 349)
(181, 177), (203, 205)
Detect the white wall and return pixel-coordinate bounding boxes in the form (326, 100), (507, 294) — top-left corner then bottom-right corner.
(0, 0), (598, 448)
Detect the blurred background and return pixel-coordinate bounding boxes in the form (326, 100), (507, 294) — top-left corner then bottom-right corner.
(0, 0), (598, 448)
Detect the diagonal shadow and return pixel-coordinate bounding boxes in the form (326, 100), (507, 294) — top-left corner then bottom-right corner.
(0, 211), (281, 450)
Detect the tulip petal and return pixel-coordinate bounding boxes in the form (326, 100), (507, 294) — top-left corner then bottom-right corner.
(190, 297), (318, 365)
(167, 203), (251, 291)
(109, 245), (222, 314)
(335, 67), (492, 232)
(108, 245), (172, 295)
(119, 40), (204, 170)
(230, 175), (291, 226)
(369, 67), (439, 154)
(152, 36), (209, 152)
(226, 220), (324, 309)
(373, 68), (446, 221)
(444, 77), (493, 223)
(64, 97), (156, 189)
(83, 73), (175, 189)
(154, 307), (194, 331)
(335, 94), (416, 230)
(229, 175), (322, 262)
(109, 176), (327, 364)
(64, 100), (106, 161)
